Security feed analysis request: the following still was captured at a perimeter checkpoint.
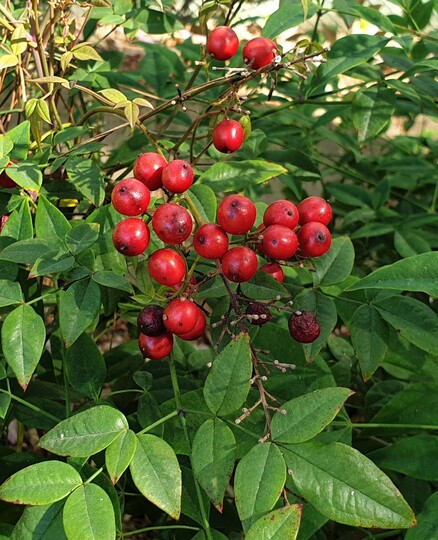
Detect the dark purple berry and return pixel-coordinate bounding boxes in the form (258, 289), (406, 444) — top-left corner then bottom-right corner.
(137, 305), (166, 337)
(288, 311), (320, 343)
(246, 302), (272, 326)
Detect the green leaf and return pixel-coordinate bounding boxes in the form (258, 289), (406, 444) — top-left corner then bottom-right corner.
(63, 484), (115, 540)
(65, 333), (106, 400)
(130, 434), (181, 519)
(1, 305), (46, 390)
(0, 238), (49, 264)
(347, 252), (438, 297)
(198, 161), (287, 193)
(0, 461), (82, 505)
(350, 305), (388, 381)
(271, 387), (353, 444)
(92, 270), (133, 293)
(240, 270), (289, 300)
(374, 295), (438, 355)
(394, 229), (430, 258)
(39, 405), (128, 457)
(66, 158), (105, 207)
(11, 500), (67, 540)
(352, 87), (396, 143)
(1, 199), (33, 240)
(283, 441), (416, 528)
(246, 505), (302, 540)
(405, 491), (438, 540)
(105, 429), (137, 485)
(7, 121), (30, 161)
(235, 443), (286, 531)
(72, 45), (103, 62)
(35, 195), (71, 249)
(0, 279), (22, 307)
(0, 135), (13, 158)
(187, 184), (217, 223)
(99, 89), (127, 104)
(264, 2), (316, 39)
(6, 162), (42, 192)
(30, 252), (76, 278)
(342, 5), (396, 33)
(203, 333), (252, 416)
(59, 279), (101, 348)
(192, 418), (236, 511)
(65, 223), (100, 255)
(312, 236), (354, 287)
(0, 54), (18, 70)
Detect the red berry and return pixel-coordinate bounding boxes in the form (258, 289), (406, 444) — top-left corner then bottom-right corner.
(259, 262), (284, 283)
(243, 37), (277, 69)
(0, 215), (10, 234)
(212, 119), (244, 154)
(221, 246), (258, 283)
(262, 225), (299, 260)
(288, 311), (320, 343)
(111, 178), (151, 216)
(133, 152), (167, 191)
(246, 302), (272, 326)
(297, 222), (331, 258)
(137, 305), (166, 337)
(193, 223), (229, 259)
(148, 248), (186, 286)
(298, 196), (332, 226)
(112, 218), (150, 256)
(217, 194), (256, 235)
(139, 331), (173, 360)
(207, 26), (239, 61)
(152, 203), (193, 245)
(162, 160), (194, 194)
(178, 309), (207, 341)
(0, 160), (17, 188)
(263, 200), (299, 230)
(163, 298), (199, 335)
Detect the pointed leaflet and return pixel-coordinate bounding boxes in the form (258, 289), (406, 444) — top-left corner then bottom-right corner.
(63, 484), (115, 540)
(312, 236), (355, 287)
(105, 429), (137, 484)
(130, 434), (181, 519)
(0, 238), (49, 264)
(65, 223), (99, 255)
(1, 199), (32, 240)
(405, 492), (438, 540)
(35, 195), (71, 250)
(271, 387), (353, 444)
(39, 405), (128, 457)
(0, 279), (22, 307)
(192, 418), (236, 511)
(235, 443), (287, 531)
(0, 461), (82, 505)
(246, 505), (302, 540)
(1, 305), (46, 390)
(283, 441), (416, 528)
(11, 500), (67, 540)
(203, 333), (252, 416)
(187, 184), (217, 223)
(66, 157), (105, 207)
(352, 87), (396, 143)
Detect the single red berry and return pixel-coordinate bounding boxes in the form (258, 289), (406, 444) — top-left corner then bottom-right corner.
(217, 194), (256, 235)
(207, 26), (239, 61)
(297, 222), (331, 258)
(112, 218), (150, 256)
(162, 160), (194, 193)
(243, 37), (277, 69)
(178, 308), (207, 341)
(148, 248), (186, 286)
(137, 305), (166, 337)
(111, 178), (151, 216)
(246, 302), (272, 326)
(259, 262), (284, 283)
(288, 311), (320, 343)
(263, 200), (299, 230)
(221, 246), (258, 283)
(152, 203), (193, 245)
(139, 331), (173, 360)
(133, 152), (167, 191)
(193, 223), (229, 259)
(298, 196), (332, 226)
(212, 119), (245, 154)
(163, 298), (199, 335)
(262, 225), (299, 260)
(0, 160), (17, 188)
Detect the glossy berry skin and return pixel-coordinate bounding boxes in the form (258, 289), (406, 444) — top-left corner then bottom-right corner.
(221, 246), (258, 283)
(212, 119), (244, 154)
(0, 160), (17, 188)
(259, 262), (284, 283)
(288, 311), (320, 343)
(148, 248), (186, 286)
(262, 225), (299, 260)
(246, 302), (272, 326)
(263, 200), (299, 230)
(298, 196), (332, 226)
(111, 178), (151, 216)
(112, 218), (150, 257)
(193, 223), (229, 259)
(297, 222), (331, 258)
(133, 152), (167, 191)
(207, 26), (239, 61)
(243, 37), (277, 69)
(162, 160), (194, 194)
(178, 309), (206, 341)
(139, 331), (173, 360)
(152, 203), (193, 245)
(137, 305), (166, 337)
(163, 298), (199, 335)
(217, 194), (256, 235)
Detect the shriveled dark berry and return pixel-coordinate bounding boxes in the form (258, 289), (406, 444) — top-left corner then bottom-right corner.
(288, 311), (320, 343)
(246, 302), (272, 326)
(137, 305), (166, 337)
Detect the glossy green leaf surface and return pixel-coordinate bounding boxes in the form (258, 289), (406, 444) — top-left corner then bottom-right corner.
(312, 236), (355, 287)
(246, 505), (302, 540)
(11, 500), (67, 540)
(0, 279), (22, 307)
(35, 195), (71, 249)
(105, 429), (137, 484)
